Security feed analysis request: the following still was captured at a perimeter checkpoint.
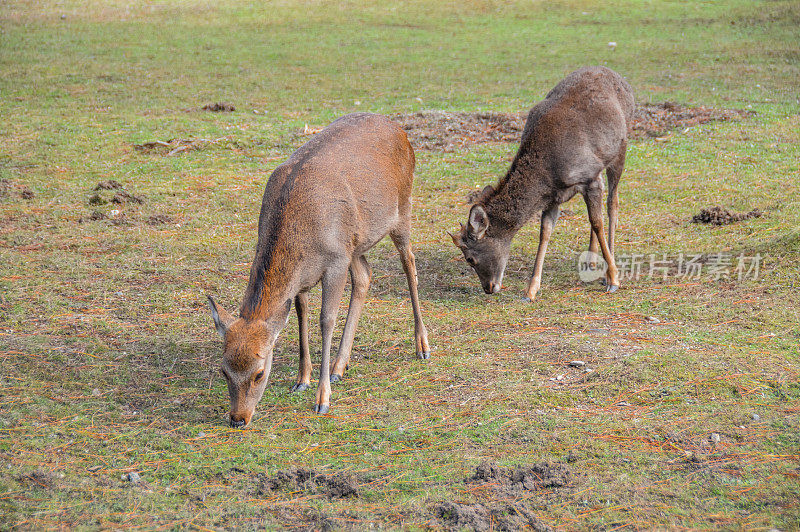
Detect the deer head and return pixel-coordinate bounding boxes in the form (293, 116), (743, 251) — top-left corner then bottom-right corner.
(207, 296), (283, 428)
(449, 203), (512, 295)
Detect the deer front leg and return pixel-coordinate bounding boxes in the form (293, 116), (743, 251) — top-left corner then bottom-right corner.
(331, 255), (372, 382)
(583, 185), (619, 292)
(524, 205), (559, 301)
(290, 292), (311, 393)
(390, 231), (430, 360)
(315, 267), (348, 414)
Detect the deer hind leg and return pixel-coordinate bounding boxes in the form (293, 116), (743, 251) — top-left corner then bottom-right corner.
(525, 204), (560, 301)
(390, 227), (430, 360)
(314, 265), (349, 414)
(330, 255), (372, 382)
(605, 142), (626, 259)
(583, 180), (620, 292)
(290, 291), (312, 393)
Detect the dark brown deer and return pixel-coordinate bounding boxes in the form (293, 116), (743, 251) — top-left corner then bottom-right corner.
(450, 66), (634, 300)
(208, 113), (430, 427)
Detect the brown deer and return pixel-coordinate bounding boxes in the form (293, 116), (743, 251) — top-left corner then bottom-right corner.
(208, 113), (430, 427)
(450, 66), (634, 300)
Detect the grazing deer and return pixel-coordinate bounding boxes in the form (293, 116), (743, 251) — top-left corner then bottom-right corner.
(208, 113), (430, 427)
(450, 66), (634, 300)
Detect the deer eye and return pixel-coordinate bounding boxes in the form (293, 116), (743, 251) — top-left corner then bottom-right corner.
(220, 369), (230, 381)
(466, 256), (476, 266)
(254, 370), (265, 383)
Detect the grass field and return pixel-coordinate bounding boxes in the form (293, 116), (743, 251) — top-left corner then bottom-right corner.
(1, 0), (799, 529)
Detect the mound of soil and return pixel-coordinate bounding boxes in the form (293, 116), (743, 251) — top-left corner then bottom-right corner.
(78, 211), (107, 223)
(631, 102), (753, 138)
(393, 111), (524, 152)
(133, 137), (228, 156)
(202, 102), (235, 112)
(392, 102), (752, 151)
(432, 501), (551, 532)
(145, 214), (173, 225)
(0, 179), (34, 200)
(111, 190), (144, 205)
(692, 206), (762, 225)
(468, 460), (572, 491)
(93, 180), (123, 191)
(258, 467), (359, 499)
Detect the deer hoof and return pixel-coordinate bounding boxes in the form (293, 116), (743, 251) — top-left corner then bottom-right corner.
(330, 373), (342, 384)
(418, 350), (430, 360)
(606, 284), (619, 294)
(314, 403), (330, 415)
(598, 277), (607, 286)
(290, 383), (309, 393)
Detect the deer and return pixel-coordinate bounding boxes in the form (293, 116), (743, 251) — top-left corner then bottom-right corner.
(450, 66), (634, 301)
(207, 113), (430, 427)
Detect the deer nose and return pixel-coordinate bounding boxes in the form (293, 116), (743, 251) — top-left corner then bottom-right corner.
(485, 281), (501, 294)
(229, 414), (247, 429)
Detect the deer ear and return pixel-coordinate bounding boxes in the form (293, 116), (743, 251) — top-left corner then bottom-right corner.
(465, 184), (495, 204)
(468, 205), (489, 239)
(207, 295), (234, 340)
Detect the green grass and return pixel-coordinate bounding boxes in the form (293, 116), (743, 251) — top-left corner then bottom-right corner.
(1, 0), (799, 529)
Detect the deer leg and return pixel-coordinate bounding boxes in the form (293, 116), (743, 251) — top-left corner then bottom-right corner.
(315, 266), (349, 414)
(588, 228), (604, 284)
(524, 204), (560, 301)
(605, 143), (626, 258)
(290, 292), (311, 393)
(583, 183), (620, 292)
(390, 230), (430, 360)
(330, 255), (372, 383)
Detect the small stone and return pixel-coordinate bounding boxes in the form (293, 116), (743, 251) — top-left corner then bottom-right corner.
(569, 360), (586, 367)
(646, 316), (660, 324)
(615, 401), (631, 407)
(197, 432), (205, 438)
(710, 433), (721, 443)
(752, 414), (760, 422)
(126, 471), (141, 483)
(584, 368), (593, 373)
(556, 374), (564, 381)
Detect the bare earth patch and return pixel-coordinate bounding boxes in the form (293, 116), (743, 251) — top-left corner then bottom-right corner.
(393, 102), (753, 151)
(692, 206), (763, 225)
(257, 467), (359, 499)
(432, 501), (552, 532)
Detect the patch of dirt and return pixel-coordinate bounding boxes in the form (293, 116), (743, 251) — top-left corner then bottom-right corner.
(111, 190), (144, 205)
(17, 469), (57, 489)
(133, 137), (229, 156)
(467, 460), (572, 492)
(393, 111), (523, 151)
(93, 180), (123, 191)
(632, 102), (753, 138)
(145, 214), (173, 225)
(392, 102), (753, 151)
(201, 102), (235, 112)
(86, 181), (144, 207)
(692, 206), (763, 225)
(257, 467), (359, 499)
(78, 211), (107, 223)
(0, 179), (34, 200)
(432, 501), (551, 532)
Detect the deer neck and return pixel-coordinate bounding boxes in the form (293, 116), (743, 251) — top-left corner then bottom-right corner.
(483, 160), (551, 237)
(239, 238), (301, 323)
